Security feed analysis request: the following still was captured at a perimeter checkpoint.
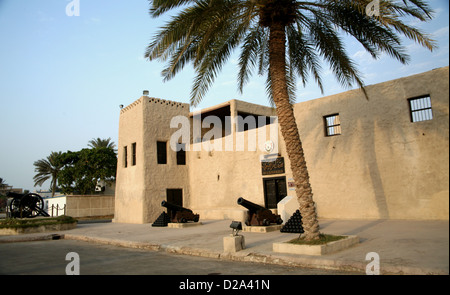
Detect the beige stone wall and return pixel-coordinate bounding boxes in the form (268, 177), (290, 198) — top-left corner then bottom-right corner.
(114, 98), (146, 223)
(188, 100), (280, 221)
(114, 96), (190, 224)
(290, 66), (449, 220)
(66, 195), (114, 218)
(141, 97), (190, 223)
(114, 67), (449, 223)
(188, 67), (449, 221)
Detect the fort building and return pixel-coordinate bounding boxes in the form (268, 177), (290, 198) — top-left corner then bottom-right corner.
(114, 66), (449, 224)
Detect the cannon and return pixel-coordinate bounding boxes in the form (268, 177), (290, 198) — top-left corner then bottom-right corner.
(161, 200), (200, 223)
(7, 192), (50, 218)
(237, 197), (282, 226)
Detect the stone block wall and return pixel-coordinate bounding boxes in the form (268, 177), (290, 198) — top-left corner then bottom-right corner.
(66, 195), (114, 218)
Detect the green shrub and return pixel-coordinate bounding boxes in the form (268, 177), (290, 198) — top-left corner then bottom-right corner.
(0, 215), (77, 229)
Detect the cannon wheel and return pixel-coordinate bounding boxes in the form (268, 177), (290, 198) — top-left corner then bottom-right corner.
(9, 193), (45, 218)
(23, 193), (45, 218)
(9, 198), (23, 218)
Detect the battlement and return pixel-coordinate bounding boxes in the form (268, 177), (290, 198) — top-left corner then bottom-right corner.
(120, 97), (143, 115)
(147, 97), (188, 109)
(120, 96), (189, 115)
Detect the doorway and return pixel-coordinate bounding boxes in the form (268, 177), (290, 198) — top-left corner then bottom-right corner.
(263, 177), (287, 209)
(166, 189), (183, 217)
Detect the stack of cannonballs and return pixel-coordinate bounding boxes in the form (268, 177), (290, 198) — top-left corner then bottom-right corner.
(151, 212), (171, 227)
(280, 210), (304, 233)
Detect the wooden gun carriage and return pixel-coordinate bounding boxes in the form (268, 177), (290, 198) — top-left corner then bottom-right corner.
(237, 197), (282, 226)
(161, 200), (200, 223)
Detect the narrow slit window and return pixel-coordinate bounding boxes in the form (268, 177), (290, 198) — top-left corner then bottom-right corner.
(409, 96), (433, 122)
(123, 146), (128, 168)
(176, 143), (186, 165)
(324, 114), (341, 136)
(157, 141), (167, 164)
(132, 143), (136, 166)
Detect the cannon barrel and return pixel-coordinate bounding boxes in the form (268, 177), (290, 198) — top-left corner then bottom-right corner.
(237, 197), (282, 226)
(161, 200), (192, 213)
(237, 197), (266, 212)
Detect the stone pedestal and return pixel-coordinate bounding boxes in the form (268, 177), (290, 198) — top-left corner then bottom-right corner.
(223, 235), (245, 253)
(273, 235), (359, 256)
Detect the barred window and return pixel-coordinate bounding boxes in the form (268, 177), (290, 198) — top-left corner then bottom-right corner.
(324, 114), (341, 136)
(409, 96), (433, 122)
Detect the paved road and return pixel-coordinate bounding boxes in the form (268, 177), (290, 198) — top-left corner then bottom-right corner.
(0, 239), (361, 275)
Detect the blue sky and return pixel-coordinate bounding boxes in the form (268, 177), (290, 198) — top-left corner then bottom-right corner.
(0, 0), (448, 191)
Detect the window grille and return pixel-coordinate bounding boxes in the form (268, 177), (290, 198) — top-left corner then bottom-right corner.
(409, 96), (433, 122)
(324, 114), (341, 136)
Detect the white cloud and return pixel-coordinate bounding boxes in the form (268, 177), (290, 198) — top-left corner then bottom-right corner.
(433, 26), (449, 39)
(352, 50), (377, 65)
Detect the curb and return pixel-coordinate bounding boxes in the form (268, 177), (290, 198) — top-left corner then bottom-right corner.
(0, 233), (64, 243)
(1, 232), (447, 275)
(63, 234), (448, 275)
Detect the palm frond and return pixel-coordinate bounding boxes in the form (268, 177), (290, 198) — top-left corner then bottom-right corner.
(149, 0), (198, 17)
(33, 152), (62, 188)
(286, 22), (324, 94)
(238, 25), (265, 93)
(147, 0), (435, 105)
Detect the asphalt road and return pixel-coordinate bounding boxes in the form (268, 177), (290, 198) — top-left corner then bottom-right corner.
(0, 239), (361, 275)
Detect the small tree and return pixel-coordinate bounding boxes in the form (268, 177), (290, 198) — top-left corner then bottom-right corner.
(57, 147), (117, 195)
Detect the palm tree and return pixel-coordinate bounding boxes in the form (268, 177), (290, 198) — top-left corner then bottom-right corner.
(33, 152), (63, 197)
(88, 137), (116, 150)
(145, 0), (435, 240)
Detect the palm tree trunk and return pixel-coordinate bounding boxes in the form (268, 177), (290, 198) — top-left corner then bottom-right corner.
(51, 175), (57, 197)
(268, 22), (320, 241)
